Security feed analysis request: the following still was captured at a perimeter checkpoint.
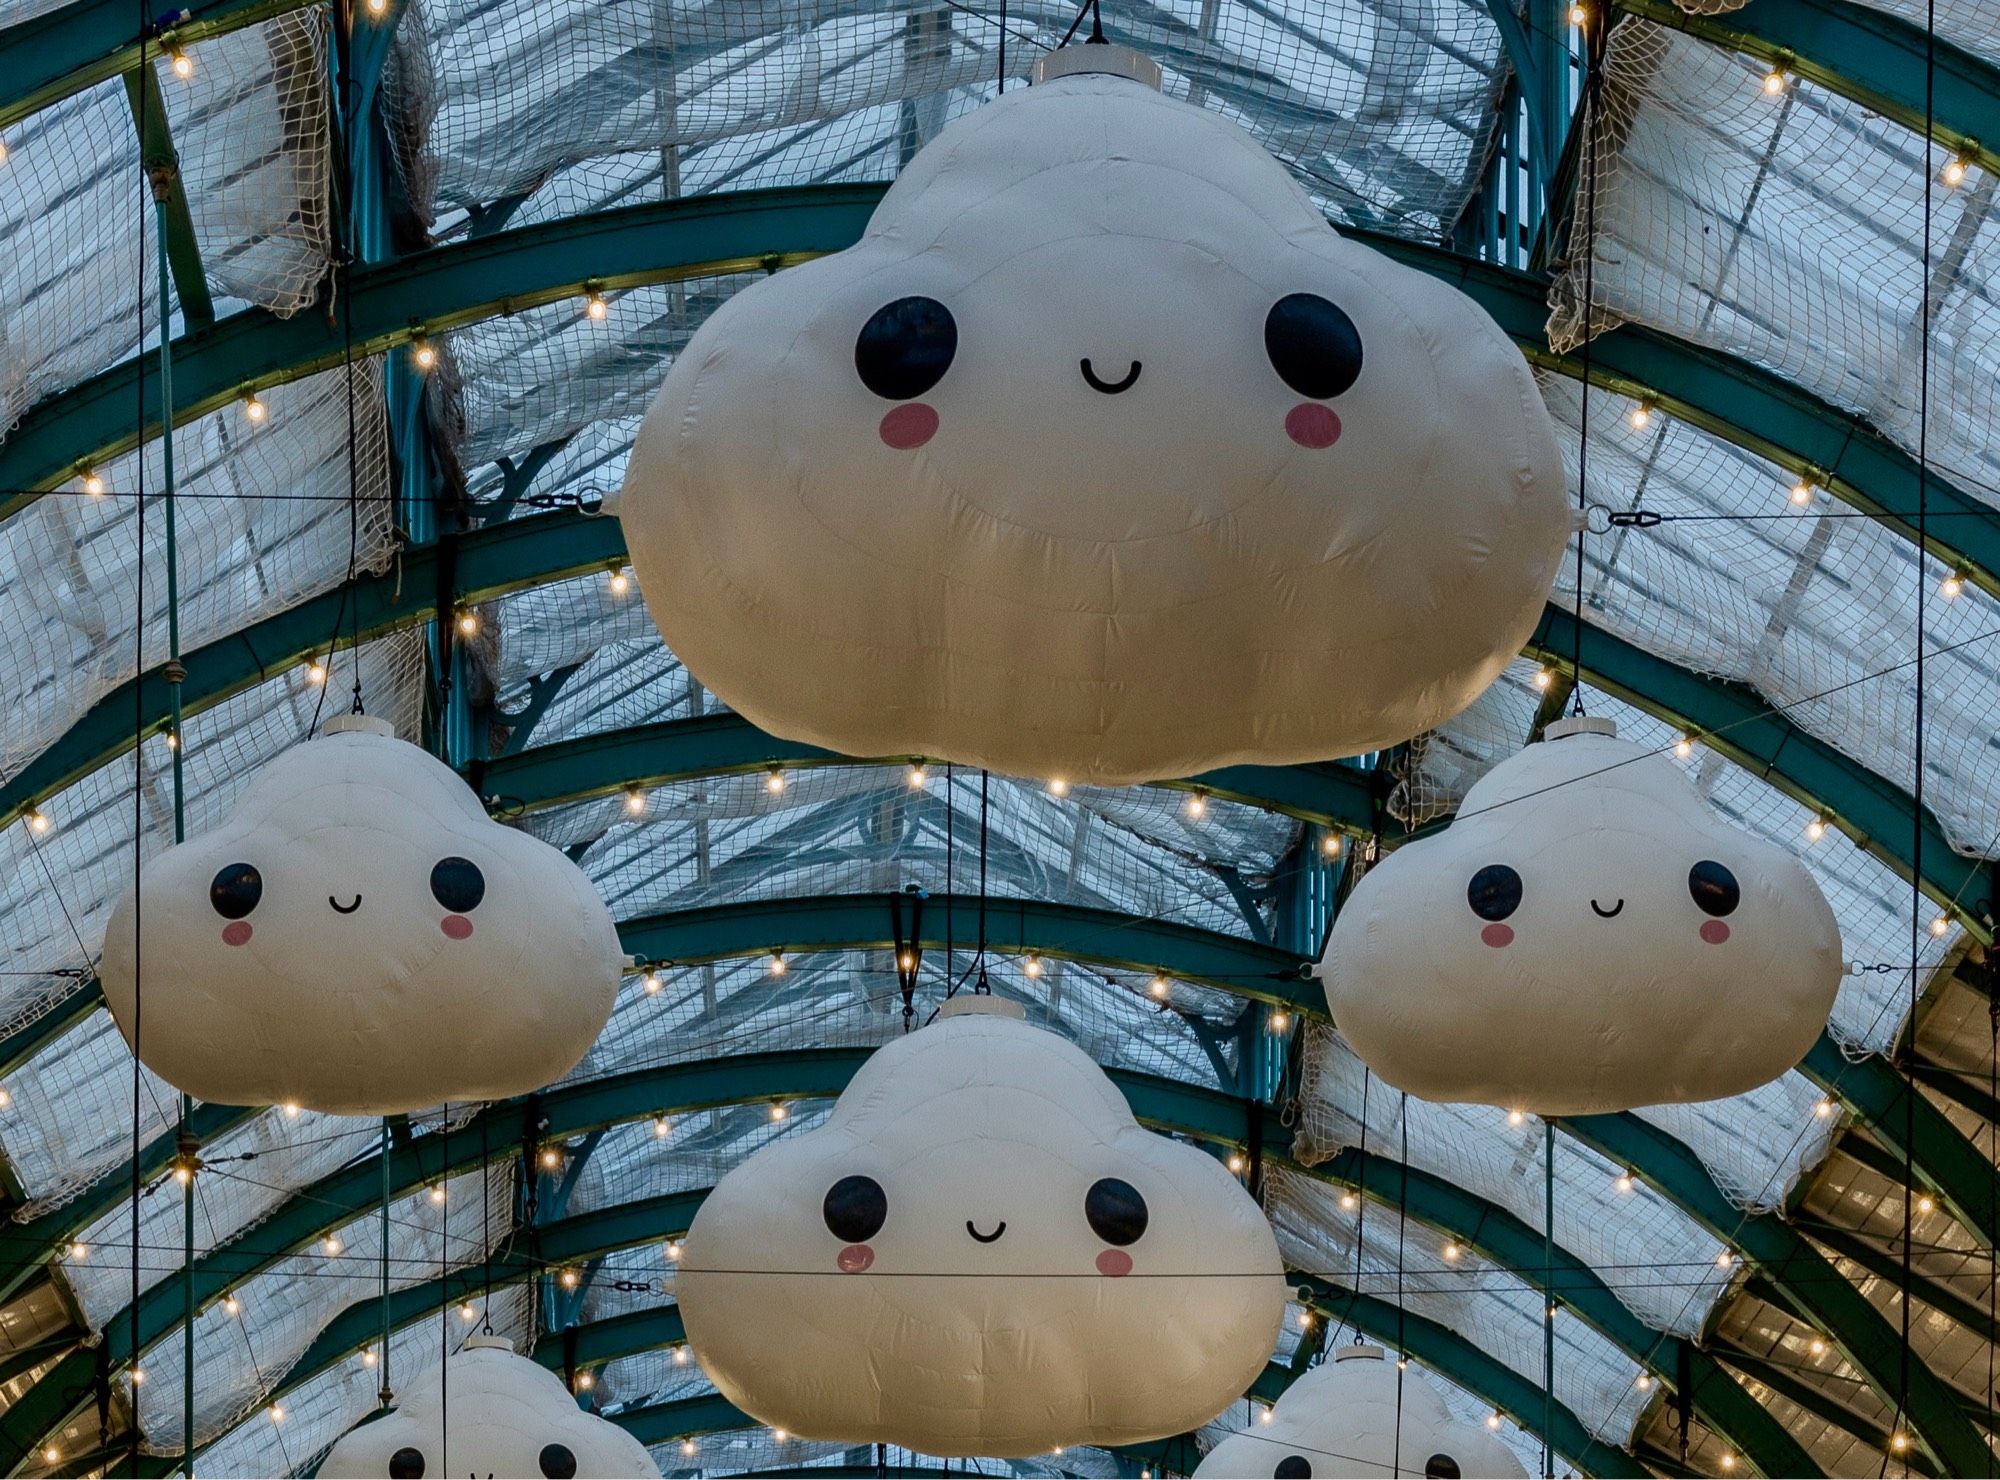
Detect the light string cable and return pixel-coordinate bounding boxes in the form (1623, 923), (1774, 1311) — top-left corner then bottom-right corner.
(1897, 0), (1939, 1468)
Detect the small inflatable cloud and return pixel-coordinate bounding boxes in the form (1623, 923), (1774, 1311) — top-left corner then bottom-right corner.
(1323, 718), (1841, 1113)
(1195, 1345), (1527, 1479)
(620, 47), (1569, 786)
(677, 996), (1286, 1455)
(319, 1336), (660, 1479)
(101, 716), (623, 1115)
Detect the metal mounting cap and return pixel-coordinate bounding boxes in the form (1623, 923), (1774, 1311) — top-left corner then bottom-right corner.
(1032, 42), (1162, 89)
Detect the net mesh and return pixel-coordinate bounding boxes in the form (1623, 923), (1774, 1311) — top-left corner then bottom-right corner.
(1664, 0), (2000, 67)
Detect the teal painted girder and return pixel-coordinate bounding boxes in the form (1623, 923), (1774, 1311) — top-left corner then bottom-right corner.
(1557, 1111), (1990, 1476)
(474, 712), (1379, 833)
(1613, 0), (2000, 177)
(1718, 1349), (1936, 1477)
(6, 185), (1995, 624)
(18, 1051), (1792, 1476)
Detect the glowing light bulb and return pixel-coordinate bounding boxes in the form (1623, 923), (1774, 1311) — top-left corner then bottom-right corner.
(322, 1234), (342, 1256)
(1258, 1407), (1274, 1424)
(172, 1160), (192, 1186)
(1635, 1373), (1652, 1390)
(361, 1346), (376, 1367)
(897, 951), (914, 972)
(413, 340), (436, 370)
(170, 49), (193, 79)
(460, 1301), (479, 1321)
(1567, 2), (1587, 25)
(1941, 571), (1965, 599)
(765, 767), (786, 795)
(769, 1102), (788, 1121)
(1615, 1171), (1634, 1194)
(576, 1371), (594, 1391)
(607, 565), (630, 595)
(1805, 816), (1826, 842)
(907, 763), (927, 788)
(1340, 1191), (1359, 1211)
(1890, 1432), (1910, 1454)
(539, 1146), (562, 1170)
(1148, 974), (1168, 999)
(282, 1100), (301, 1117)
(222, 1294), (241, 1317)
(680, 1440), (696, 1455)
(1809, 1337), (1827, 1357)
(774, 1430), (788, 1443)
(67, 1241), (86, 1261)
(1715, 1250), (1735, 1269)
(1226, 1153), (1245, 1174)
(1048, 778), (1069, 796)
(456, 609), (478, 637)
(642, 971), (662, 995)
(0, 1088), (12, 1108)
(1932, 914), (1952, 938)
(1547, 1303), (1558, 1319)
(1628, 401), (1654, 430)
(1789, 476), (1814, 505)
(1024, 953), (1042, 978)
(130, 1367), (145, 1385)
(26, 810), (49, 835)
(82, 469), (104, 496)
(653, 1115), (671, 1138)
(1485, 1411), (1502, 1431)
(559, 1267), (580, 1290)
(623, 787), (645, 816)
(1917, 1194), (1935, 1215)
(1506, 1109), (1525, 1127)
(306, 661), (326, 686)
(1322, 833), (1342, 857)
(1396, 1358), (1408, 1371)
(268, 1403), (285, 1423)
(1269, 1010), (1290, 1032)
(665, 1241), (683, 1262)
(585, 291), (608, 321)
(1532, 667), (1553, 691)
(1299, 1312), (1313, 1329)
(1762, 66), (1786, 95)
(1442, 1241), (1462, 1262)
(243, 393), (267, 424)
(769, 951), (787, 976)
(1184, 791), (1208, 819)
(673, 1341), (690, 1360)
(1943, 155), (1969, 188)
(1674, 734), (1694, 759)
(42, 1446), (58, 1465)
(0, 140), (8, 167)
(164, 730), (179, 751)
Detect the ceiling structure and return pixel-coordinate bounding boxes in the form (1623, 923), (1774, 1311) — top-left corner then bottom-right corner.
(0, 0), (1998, 1474)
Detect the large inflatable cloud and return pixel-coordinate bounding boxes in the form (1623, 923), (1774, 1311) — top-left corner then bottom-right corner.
(619, 45), (1570, 785)
(1323, 717), (1842, 1113)
(676, 996), (1286, 1454)
(1195, 1345), (1527, 1479)
(100, 716), (623, 1115)
(319, 1336), (660, 1479)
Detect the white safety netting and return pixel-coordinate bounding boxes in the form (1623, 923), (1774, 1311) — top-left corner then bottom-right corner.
(0, 16), (333, 439)
(1663, 0), (2000, 69)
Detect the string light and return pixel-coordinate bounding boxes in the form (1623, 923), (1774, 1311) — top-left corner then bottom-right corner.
(1615, 1169), (1635, 1194)
(775, 1430), (789, 1443)
(1184, 791), (1208, 819)
(1789, 475), (1815, 505)
(665, 1241), (683, 1262)
(897, 951), (915, 972)
(1674, 734), (1694, 759)
(624, 786), (646, 816)
(1719, 1453), (1736, 1471)
(1634, 1373), (1652, 1390)
(1931, 914), (1952, 938)
(81, 469), (104, 496)
(1916, 1193), (1935, 1215)
(1322, 833), (1342, 857)
(1340, 1190), (1359, 1211)
(1047, 778), (1069, 797)
(608, 564), (630, 595)
(361, 1347), (376, 1367)
(1442, 1240), (1462, 1262)
(242, 393), (267, 424)
(164, 730), (179, 751)
(460, 1301), (479, 1322)
(322, 1234), (342, 1256)
(653, 1115), (671, 1138)
(558, 1267), (581, 1290)
(1258, 1406), (1274, 1425)
(765, 767), (786, 795)
(1396, 1357), (1408, 1371)
(169, 47), (193, 79)
(25, 809), (49, 835)
(1940, 570), (1966, 599)
(642, 970), (662, 995)
(428, 1184), (445, 1205)
(769, 951), (788, 976)
(172, 1157), (194, 1186)
(585, 289), (608, 320)
(1627, 400), (1655, 430)
(1805, 815), (1826, 842)
(1942, 151), (1971, 188)
(0, 140), (8, 167)
(1485, 1411), (1502, 1431)
(575, 1371), (594, 1391)
(539, 1145), (562, 1170)
(305, 660), (327, 686)
(1532, 667), (1553, 691)
(0, 1088), (11, 1108)
(1567, 1), (1587, 25)
(680, 1440), (696, 1455)
(1226, 1152), (1245, 1174)
(130, 1368), (145, 1386)
(1269, 1010), (1290, 1032)
(282, 1100), (301, 1118)
(1299, 1312), (1313, 1329)
(769, 1102), (788, 1121)
(1715, 1249), (1735, 1269)
(1761, 65), (1787, 95)
(1506, 1109), (1525, 1127)
(456, 609), (479, 637)
(1890, 1433), (1910, 1455)
(412, 339), (436, 371)
(1813, 1097), (1835, 1119)
(42, 1446), (58, 1465)
(1023, 953), (1043, 978)
(1808, 1336), (1827, 1357)
(1147, 974), (1169, 999)
(67, 1241), (86, 1261)
(903, 762), (927, 788)
(268, 1404), (285, 1423)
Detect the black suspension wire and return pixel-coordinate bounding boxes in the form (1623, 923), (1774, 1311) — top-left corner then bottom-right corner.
(128, 18), (151, 1470)
(975, 769), (990, 993)
(1570, 13), (1604, 719)
(1338, 1068), (1372, 1345)
(1393, 1094), (1408, 1469)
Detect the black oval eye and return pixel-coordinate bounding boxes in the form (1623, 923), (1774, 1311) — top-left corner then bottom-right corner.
(388, 1448), (426, 1479)
(1264, 292), (1363, 399)
(1275, 1458), (1312, 1479)
(1084, 1177), (1148, 1246)
(855, 296), (957, 400)
(209, 863), (262, 920)
(538, 1443), (577, 1479)
(1467, 863), (1523, 922)
(1688, 860), (1740, 917)
(429, 857), (485, 913)
(823, 1174), (888, 1242)
(1425, 1457), (1461, 1479)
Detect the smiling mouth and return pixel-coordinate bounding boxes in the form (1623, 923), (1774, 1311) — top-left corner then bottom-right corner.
(1079, 358), (1142, 394)
(965, 1220), (1007, 1243)
(328, 895), (362, 914)
(1589, 898), (1625, 919)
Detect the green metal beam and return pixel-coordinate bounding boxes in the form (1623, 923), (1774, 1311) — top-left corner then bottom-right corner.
(1612, 0), (2000, 179)
(1557, 1110), (1989, 1475)
(474, 713), (1379, 834)
(0, 0), (311, 129)
(1800, 1218), (2000, 1351)
(121, 62), (213, 331)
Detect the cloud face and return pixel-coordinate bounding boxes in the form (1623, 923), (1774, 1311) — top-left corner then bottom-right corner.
(1195, 1345), (1527, 1479)
(101, 717), (623, 1115)
(1323, 721), (1842, 1113)
(319, 1338), (660, 1479)
(677, 999), (1286, 1455)
(620, 57), (1569, 785)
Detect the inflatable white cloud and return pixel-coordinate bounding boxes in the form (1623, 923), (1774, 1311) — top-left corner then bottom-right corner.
(1195, 1345), (1527, 1479)
(676, 996), (1287, 1454)
(319, 1336), (660, 1479)
(1323, 717), (1842, 1113)
(100, 716), (624, 1115)
(619, 45), (1569, 786)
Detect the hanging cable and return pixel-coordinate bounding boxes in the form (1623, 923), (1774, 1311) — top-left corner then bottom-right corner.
(1569, 10), (1605, 718)
(974, 770), (990, 994)
(1543, 1121), (1555, 1480)
(1393, 1094), (1408, 1471)
(378, 1120), (392, 1411)
(128, 18), (153, 1472)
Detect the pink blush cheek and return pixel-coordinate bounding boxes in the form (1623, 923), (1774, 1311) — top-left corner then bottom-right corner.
(1096, 1249), (1133, 1278)
(1285, 403), (1341, 448)
(221, 922), (252, 947)
(1700, 920), (1731, 945)
(837, 1244), (874, 1273)
(1481, 923), (1514, 948)
(441, 915), (473, 940)
(879, 403), (939, 449)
